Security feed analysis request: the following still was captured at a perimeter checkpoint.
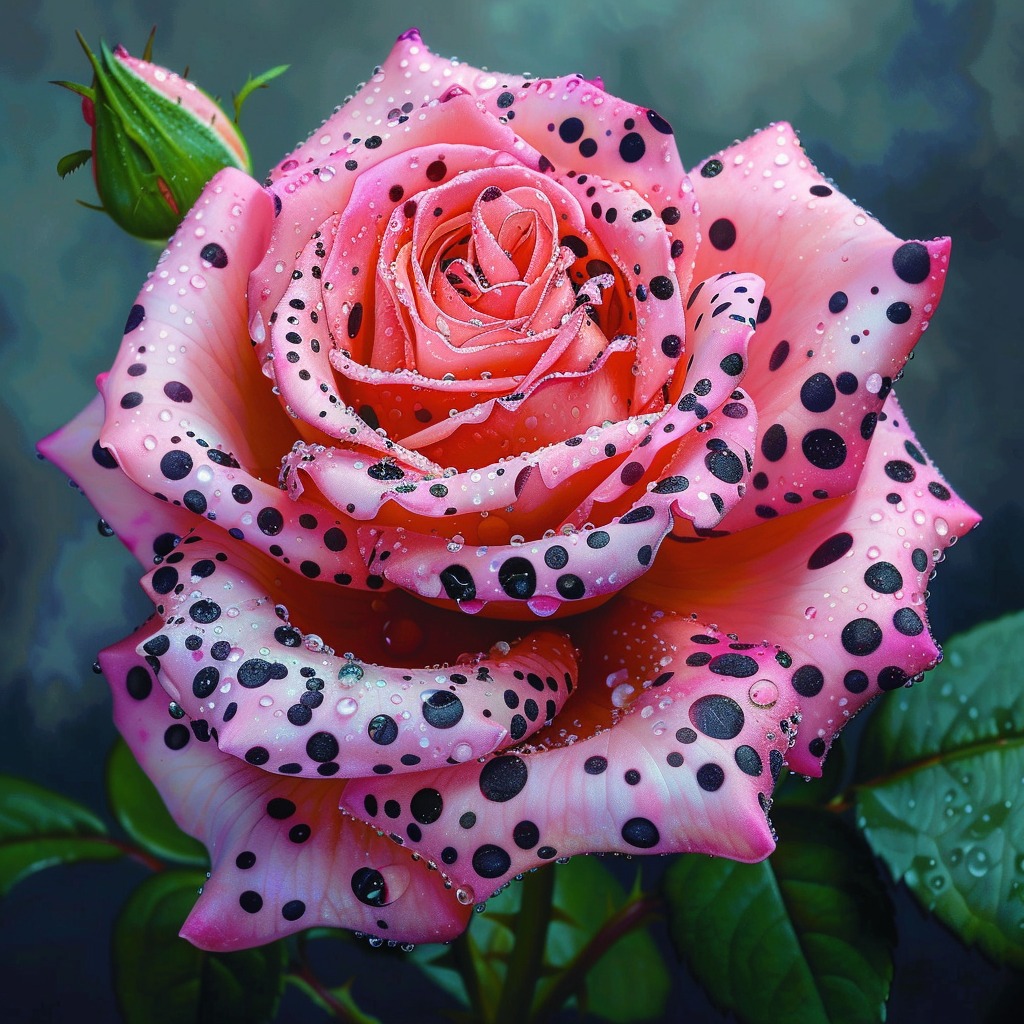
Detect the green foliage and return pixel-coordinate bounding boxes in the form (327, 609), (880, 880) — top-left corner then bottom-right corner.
(113, 870), (286, 1024)
(232, 65), (289, 123)
(0, 776), (121, 895)
(856, 610), (1024, 967)
(663, 805), (895, 1024)
(412, 858), (670, 1022)
(106, 739), (207, 867)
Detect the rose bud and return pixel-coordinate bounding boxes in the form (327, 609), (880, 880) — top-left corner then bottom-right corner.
(56, 35), (251, 240)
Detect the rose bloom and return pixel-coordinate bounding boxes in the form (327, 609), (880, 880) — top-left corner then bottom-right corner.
(42, 29), (977, 950)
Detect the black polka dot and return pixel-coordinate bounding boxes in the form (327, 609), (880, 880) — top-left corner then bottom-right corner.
(440, 565), (476, 602)
(834, 372), (858, 395)
(189, 599), (221, 624)
(422, 691), (464, 729)
(239, 890), (263, 913)
(696, 763), (725, 791)
(124, 304), (145, 333)
(892, 241), (931, 283)
(689, 694), (745, 739)
(841, 618), (883, 656)
(735, 746), (763, 776)
(498, 556), (537, 599)
(828, 291), (848, 314)
(802, 429), (847, 470)
(676, 727), (697, 744)
(351, 867), (387, 906)
(768, 339), (790, 371)
(410, 788), (444, 825)
(479, 755), (528, 802)
(584, 756), (608, 775)
(164, 724), (190, 750)
(884, 460), (916, 483)
(800, 373), (836, 413)
(192, 666), (220, 699)
(200, 243), (228, 268)
(619, 132), (646, 163)
(306, 732), (339, 762)
(893, 608), (924, 636)
(545, 545), (569, 570)
(513, 820), (540, 849)
(160, 450), (193, 480)
(164, 381), (193, 403)
(912, 548), (928, 572)
(878, 666), (909, 691)
(650, 276), (674, 300)
(472, 844), (512, 878)
(886, 301), (912, 324)
(559, 117), (585, 143)
(368, 714), (399, 745)
(844, 670), (869, 693)
(282, 900), (306, 921)
(708, 654), (758, 678)
(791, 665), (824, 697)
(257, 507), (284, 536)
(621, 817), (660, 849)
(865, 562), (903, 594)
(807, 533), (853, 570)
(708, 219), (736, 250)
(761, 424), (787, 462)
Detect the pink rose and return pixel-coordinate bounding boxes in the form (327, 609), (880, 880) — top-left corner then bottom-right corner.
(41, 29), (977, 950)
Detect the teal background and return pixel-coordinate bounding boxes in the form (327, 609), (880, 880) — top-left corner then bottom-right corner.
(2, 0), (1022, 1020)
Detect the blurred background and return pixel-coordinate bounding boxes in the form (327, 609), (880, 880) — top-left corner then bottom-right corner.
(2, 0), (1022, 1020)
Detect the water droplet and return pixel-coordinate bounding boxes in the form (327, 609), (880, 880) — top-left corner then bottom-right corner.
(336, 697), (358, 716)
(749, 679), (779, 707)
(966, 847), (990, 878)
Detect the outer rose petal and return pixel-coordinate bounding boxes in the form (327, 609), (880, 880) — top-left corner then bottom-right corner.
(135, 533), (578, 776)
(632, 392), (980, 774)
(100, 623), (472, 948)
(342, 610), (799, 894)
(689, 122), (950, 529)
(38, 395), (194, 566)
(99, 168), (373, 589)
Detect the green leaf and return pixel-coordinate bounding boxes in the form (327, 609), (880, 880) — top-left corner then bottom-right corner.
(106, 739), (207, 866)
(855, 610), (1024, 967)
(56, 149), (93, 179)
(0, 775), (121, 895)
(232, 65), (289, 123)
(663, 805), (895, 1024)
(411, 859), (670, 1022)
(114, 871), (286, 1024)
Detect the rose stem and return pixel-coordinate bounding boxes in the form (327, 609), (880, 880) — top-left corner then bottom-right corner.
(530, 891), (664, 1024)
(494, 866), (556, 1024)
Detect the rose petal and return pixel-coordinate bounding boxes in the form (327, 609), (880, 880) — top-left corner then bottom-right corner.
(689, 122), (950, 529)
(631, 391), (980, 774)
(98, 169), (373, 589)
(366, 382), (755, 617)
(100, 622), (472, 947)
(135, 534), (578, 776)
(341, 609), (799, 893)
(38, 395), (195, 565)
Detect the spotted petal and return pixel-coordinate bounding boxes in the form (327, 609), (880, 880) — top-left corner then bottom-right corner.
(100, 623), (472, 948)
(689, 122), (950, 529)
(135, 534), (578, 777)
(341, 604), (799, 894)
(632, 392), (980, 774)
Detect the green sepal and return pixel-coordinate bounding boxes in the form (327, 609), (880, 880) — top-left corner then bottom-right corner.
(233, 65), (289, 124)
(57, 149), (93, 178)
